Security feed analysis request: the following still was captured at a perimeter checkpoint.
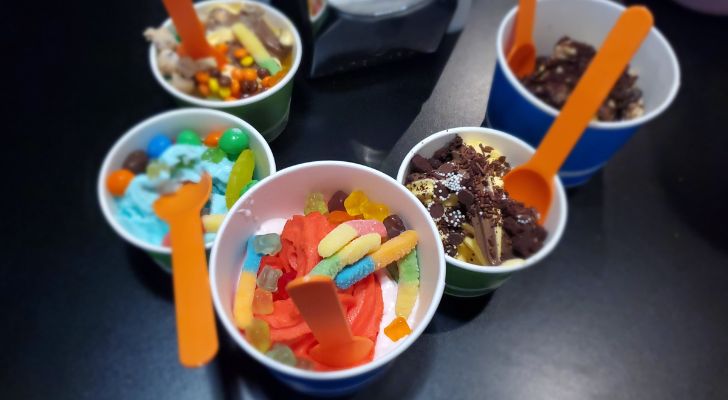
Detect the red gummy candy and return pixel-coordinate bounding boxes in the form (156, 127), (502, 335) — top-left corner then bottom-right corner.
(162, 233), (171, 247)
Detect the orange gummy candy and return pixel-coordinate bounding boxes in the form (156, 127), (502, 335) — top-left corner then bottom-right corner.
(107, 169), (135, 197)
(384, 317), (412, 342)
(204, 130), (223, 147)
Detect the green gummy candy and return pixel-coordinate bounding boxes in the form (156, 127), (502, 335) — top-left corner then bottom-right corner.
(176, 129), (202, 145)
(219, 128), (249, 156)
(397, 250), (419, 284)
(265, 344), (297, 366)
(239, 179), (259, 196)
(259, 58), (282, 76)
(309, 256), (341, 278)
(201, 147), (226, 163)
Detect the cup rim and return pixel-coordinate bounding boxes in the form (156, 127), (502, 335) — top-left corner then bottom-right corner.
(496, 0), (681, 130)
(396, 127), (568, 275)
(97, 108), (276, 255)
(209, 160), (447, 380)
(149, 0), (303, 109)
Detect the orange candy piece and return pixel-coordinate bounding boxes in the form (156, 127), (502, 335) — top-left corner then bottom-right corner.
(195, 71), (210, 83)
(233, 48), (248, 59)
(107, 169), (135, 196)
(230, 79), (241, 97)
(204, 130), (223, 147)
(198, 84), (210, 97)
(327, 211), (357, 225)
(384, 317), (412, 342)
(242, 68), (258, 82)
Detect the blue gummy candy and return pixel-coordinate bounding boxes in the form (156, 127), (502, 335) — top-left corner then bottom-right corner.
(334, 257), (375, 289)
(243, 236), (263, 274)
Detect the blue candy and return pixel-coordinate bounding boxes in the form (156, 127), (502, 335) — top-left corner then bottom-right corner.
(243, 236), (263, 274)
(147, 134), (172, 159)
(334, 256), (375, 289)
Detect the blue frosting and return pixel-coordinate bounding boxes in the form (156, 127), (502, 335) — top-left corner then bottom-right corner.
(334, 256), (375, 289)
(114, 143), (235, 246)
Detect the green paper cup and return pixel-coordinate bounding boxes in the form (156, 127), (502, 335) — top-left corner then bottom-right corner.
(98, 108), (276, 272)
(149, 0), (303, 142)
(397, 127), (568, 297)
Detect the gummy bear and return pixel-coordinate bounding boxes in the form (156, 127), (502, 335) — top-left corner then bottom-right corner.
(344, 190), (369, 216)
(257, 265), (283, 292)
(245, 318), (271, 352)
(361, 202), (389, 222)
(225, 149), (255, 209)
(304, 192), (328, 215)
(252, 288), (274, 315)
(384, 317), (412, 342)
(265, 344), (297, 366)
(253, 233), (282, 255)
(296, 358), (314, 370)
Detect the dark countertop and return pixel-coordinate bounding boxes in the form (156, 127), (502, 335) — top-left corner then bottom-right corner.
(4, 0), (728, 399)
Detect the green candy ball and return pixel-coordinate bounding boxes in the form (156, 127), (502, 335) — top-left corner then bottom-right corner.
(176, 129), (202, 145)
(239, 180), (259, 197)
(219, 128), (249, 156)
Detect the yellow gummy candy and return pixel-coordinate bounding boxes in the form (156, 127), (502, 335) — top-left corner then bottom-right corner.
(344, 190), (369, 216)
(337, 233), (381, 265)
(231, 23), (272, 64)
(233, 272), (257, 329)
(245, 318), (271, 353)
(318, 223), (358, 258)
(226, 149), (255, 209)
(395, 282), (419, 319)
(370, 230), (418, 268)
(361, 202), (389, 222)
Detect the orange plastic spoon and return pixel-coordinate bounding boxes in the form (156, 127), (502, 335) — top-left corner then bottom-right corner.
(507, 0), (537, 78)
(161, 0), (223, 64)
(504, 6), (654, 224)
(153, 174), (219, 367)
(286, 276), (373, 368)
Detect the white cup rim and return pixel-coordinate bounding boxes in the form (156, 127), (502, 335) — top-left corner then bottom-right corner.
(209, 160), (447, 380)
(495, 0), (681, 130)
(149, 0), (303, 109)
(396, 127), (568, 275)
(97, 108), (276, 255)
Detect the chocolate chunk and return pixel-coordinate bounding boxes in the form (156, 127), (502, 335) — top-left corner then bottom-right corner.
(434, 182), (450, 199)
(383, 215), (406, 238)
(447, 232), (464, 246)
(327, 190), (348, 212)
(410, 154), (433, 173)
(429, 158), (442, 169)
(437, 162), (456, 174)
(429, 203), (444, 219)
(458, 190), (475, 207)
(122, 150), (149, 174)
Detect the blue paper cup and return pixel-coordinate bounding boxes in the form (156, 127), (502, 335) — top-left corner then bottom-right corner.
(487, 0), (680, 187)
(210, 161), (445, 396)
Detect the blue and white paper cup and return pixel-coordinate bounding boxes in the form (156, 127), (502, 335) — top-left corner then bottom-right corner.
(487, 0), (680, 187)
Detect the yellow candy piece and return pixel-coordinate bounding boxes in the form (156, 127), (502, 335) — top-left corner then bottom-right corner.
(225, 149), (255, 209)
(209, 78), (220, 93)
(361, 202), (389, 222)
(252, 288), (274, 315)
(395, 282), (418, 319)
(219, 87), (231, 98)
(233, 272), (257, 329)
(462, 236), (486, 265)
(202, 214), (225, 233)
(384, 316), (412, 342)
(241, 56), (254, 67)
(318, 223), (358, 258)
(369, 230), (418, 267)
(344, 190), (369, 216)
(337, 233), (381, 265)
(245, 318), (271, 353)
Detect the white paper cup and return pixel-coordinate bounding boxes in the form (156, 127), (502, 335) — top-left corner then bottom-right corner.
(149, 0), (303, 142)
(397, 127), (568, 297)
(98, 108), (276, 271)
(210, 161), (445, 396)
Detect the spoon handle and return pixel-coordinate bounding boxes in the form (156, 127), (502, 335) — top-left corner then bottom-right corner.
(161, 0), (212, 59)
(168, 211), (219, 367)
(528, 6), (653, 179)
(512, 0), (536, 50)
(287, 276), (354, 348)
